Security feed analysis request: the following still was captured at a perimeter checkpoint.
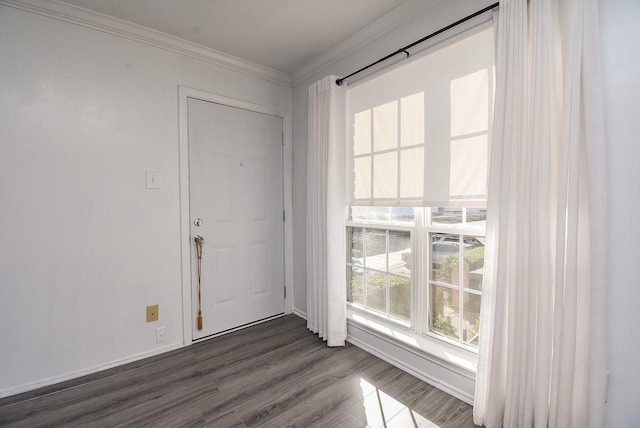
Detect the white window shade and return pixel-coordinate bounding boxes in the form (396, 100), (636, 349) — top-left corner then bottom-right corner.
(347, 24), (495, 207)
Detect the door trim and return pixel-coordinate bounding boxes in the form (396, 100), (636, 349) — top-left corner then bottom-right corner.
(178, 86), (293, 346)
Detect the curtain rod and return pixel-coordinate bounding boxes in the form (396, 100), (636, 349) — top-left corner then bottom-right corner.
(335, 2), (499, 86)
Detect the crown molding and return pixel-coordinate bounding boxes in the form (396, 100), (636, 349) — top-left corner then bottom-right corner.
(0, 0), (291, 87)
(290, 0), (438, 86)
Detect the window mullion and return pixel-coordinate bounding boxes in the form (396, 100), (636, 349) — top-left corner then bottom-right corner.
(425, 208), (433, 336)
(369, 110), (374, 200)
(386, 229), (390, 317)
(363, 228), (368, 310)
(396, 99), (401, 202)
(458, 235), (464, 344)
(414, 208), (424, 334)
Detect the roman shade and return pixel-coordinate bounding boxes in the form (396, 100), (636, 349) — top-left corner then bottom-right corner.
(346, 24), (495, 208)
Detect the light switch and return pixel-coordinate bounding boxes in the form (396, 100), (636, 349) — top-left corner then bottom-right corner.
(146, 170), (161, 189)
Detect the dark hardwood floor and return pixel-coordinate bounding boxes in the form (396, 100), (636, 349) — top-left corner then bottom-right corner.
(0, 315), (480, 427)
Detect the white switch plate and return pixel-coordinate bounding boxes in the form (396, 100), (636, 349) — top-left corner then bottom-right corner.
(156, 327), (166, 343)
(146, 170), (161, 189)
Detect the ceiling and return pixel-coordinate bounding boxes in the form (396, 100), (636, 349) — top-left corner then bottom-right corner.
(57, 0), (415, 75)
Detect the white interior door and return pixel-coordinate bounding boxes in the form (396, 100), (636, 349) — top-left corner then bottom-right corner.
(188, 98), (284, 340)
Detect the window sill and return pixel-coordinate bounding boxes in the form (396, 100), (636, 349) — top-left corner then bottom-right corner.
(346, 306), (477, 377)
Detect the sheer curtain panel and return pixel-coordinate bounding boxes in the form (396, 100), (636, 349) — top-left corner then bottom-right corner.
(306, 76), (347, 347)
(474, 0), (607, 427)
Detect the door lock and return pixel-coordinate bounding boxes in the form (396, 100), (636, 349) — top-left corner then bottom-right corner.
(194, 218), (203, 227)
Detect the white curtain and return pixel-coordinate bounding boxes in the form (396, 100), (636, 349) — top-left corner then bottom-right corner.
(474, 0), (607, 427)
(306, 75), (347, 347)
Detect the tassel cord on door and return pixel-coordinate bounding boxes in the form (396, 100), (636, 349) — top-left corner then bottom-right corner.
(195, 235), (204, 330)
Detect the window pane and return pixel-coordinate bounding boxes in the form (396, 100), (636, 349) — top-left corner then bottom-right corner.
(463, 236), (485, 290)
(349, 227), (364, 264)
(367, 207), (390, 222)
(431, 207), (462, 224)
(351, 207), (367, 222)
(431, 233), (461, 285)
(463, 292), (481, 347)
(430, 284), (459, 341)
(466, 208), (487, 224)
(366, 269), (387, 313)
(348, 266), (364, 306)
(390, 207), (415, 224)
(347, 222), (413, 325)
(389, 230), (411, 275)
(389, 274), (410, 321)
(365, 229), (387, 271)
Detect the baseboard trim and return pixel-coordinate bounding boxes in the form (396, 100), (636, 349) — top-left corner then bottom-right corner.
(347, 322), (475, 405)
(291, 307), (307, 320)
(0, 342), (183, 399)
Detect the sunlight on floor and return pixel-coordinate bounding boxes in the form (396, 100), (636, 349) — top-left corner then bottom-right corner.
(357, 378), (442, 428)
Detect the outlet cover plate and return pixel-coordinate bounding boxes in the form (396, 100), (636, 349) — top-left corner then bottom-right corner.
(146, 304), (159, 322)
(156, 327), (166, 343)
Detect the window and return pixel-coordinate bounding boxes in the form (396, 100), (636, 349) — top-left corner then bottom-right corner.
(345, 23), (494, 351)
(347, 208), (413, 324)
(347, 207), (485, 349)
(428, 208), (485, 348)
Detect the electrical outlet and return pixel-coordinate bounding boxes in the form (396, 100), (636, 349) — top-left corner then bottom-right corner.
(146, 304), (159, 322)
(156, 327), (166, 343)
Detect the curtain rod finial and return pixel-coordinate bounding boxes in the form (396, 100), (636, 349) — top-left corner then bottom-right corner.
(336, 78), (344, 86)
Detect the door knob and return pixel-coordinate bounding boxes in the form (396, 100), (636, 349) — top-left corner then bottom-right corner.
(194, 218), (203, 227)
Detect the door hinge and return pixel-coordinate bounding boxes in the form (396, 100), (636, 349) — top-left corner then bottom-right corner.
(283, 210), (286, 222)
(284, 286), (287, 298)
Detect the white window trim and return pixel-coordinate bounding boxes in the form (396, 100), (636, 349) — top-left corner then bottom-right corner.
(347, 305), (477, 376)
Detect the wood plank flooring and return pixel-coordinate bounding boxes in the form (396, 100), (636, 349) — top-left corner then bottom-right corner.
(0, 315), (481, 427)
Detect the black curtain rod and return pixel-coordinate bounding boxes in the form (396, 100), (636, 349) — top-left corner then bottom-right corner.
(335, 2), (499, 86)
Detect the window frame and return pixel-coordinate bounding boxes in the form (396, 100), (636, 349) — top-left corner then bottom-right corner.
(346, 206), (485, 354)
(423, 208), (486, 352)
(346, 212), (415, 328)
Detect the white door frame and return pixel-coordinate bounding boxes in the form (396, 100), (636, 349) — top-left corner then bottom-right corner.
(178, 86), (293, 346)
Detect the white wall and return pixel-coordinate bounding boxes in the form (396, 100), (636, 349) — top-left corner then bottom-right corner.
(0, 5), (290, 396)
(600, 1), (640, 426)
(291, 0), (640, 424)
